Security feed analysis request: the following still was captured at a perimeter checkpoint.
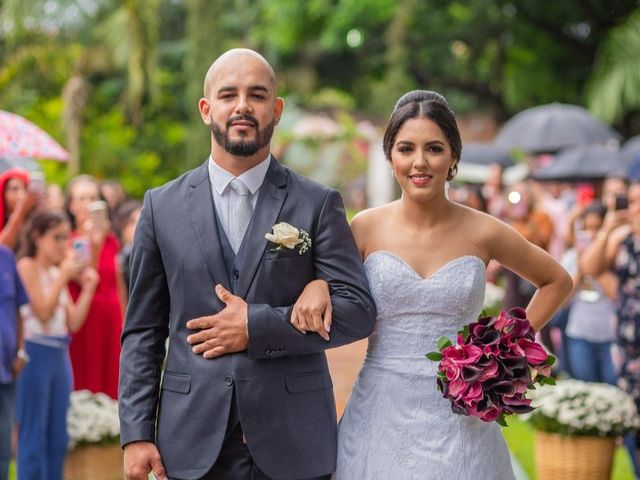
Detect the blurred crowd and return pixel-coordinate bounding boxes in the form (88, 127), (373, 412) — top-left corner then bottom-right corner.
(449, 162), (640, 476)
(0, 168), (140, 480)
(4, 159), (640, 477)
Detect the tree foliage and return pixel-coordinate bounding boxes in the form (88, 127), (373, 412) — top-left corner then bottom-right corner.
(0, 0), (638, 197)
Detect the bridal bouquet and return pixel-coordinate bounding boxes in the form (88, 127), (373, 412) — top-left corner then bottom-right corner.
(426, 307), (555, 426)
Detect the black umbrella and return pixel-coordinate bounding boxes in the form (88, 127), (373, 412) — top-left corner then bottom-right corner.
(461, 143), (515, 167)
(532, 144), (628, 182)
(622, 135), (640, 163)
(495, 103), (621, 154)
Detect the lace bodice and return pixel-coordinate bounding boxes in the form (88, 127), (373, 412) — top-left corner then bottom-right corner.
(364, 251), (485, 369)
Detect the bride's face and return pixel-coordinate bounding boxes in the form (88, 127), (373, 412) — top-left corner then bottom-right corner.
(390, 117), (456, 200)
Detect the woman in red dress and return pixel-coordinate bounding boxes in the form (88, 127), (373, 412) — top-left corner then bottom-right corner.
(65, 175), (126, 399)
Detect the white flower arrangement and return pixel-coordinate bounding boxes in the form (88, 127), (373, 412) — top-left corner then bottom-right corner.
(67, 390), (120, 449)
(521, 379), (640, 437)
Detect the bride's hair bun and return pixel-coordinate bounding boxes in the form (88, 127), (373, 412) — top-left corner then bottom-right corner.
(393, 90), (450, 114)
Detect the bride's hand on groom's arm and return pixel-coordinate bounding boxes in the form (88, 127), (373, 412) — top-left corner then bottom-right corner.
(123, 441), (167, 480)
(186, 284), (249, 358)
(290, 279), (332, 341)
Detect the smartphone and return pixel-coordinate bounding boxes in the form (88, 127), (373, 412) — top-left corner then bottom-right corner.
(72, 236), (91, 262)
(88, 200), (109, 230)
(615, 194), (629, 211)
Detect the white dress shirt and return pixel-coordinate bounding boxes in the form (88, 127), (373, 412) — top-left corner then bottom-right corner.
(207, 154), (271, 242)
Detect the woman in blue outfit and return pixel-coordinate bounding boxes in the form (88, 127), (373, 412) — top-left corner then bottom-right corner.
(16, 210), (98, 480)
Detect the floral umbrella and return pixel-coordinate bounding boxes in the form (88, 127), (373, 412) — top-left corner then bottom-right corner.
(0, 110), (68, 161)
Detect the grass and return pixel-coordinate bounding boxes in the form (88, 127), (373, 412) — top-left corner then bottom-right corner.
(503, 417), (636, 479)
(9, 418), (636, 479)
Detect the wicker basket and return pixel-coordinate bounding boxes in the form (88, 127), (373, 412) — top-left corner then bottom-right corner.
(64, 443), (123, 480)
(535, 430), (615, 480)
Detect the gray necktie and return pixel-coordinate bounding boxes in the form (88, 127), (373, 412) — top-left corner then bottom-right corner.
(228, 178), (253, 254)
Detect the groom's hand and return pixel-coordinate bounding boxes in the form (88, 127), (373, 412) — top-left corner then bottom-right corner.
(186, 284), (249, 358)
(123, 441), (167, 480)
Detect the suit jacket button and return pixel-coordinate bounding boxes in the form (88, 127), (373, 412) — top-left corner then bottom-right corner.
(225, 375), (234, 386)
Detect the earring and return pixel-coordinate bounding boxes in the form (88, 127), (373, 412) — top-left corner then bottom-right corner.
(447, 164), (458, 181)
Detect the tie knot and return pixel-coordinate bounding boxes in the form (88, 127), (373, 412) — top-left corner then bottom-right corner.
(229, 178), (251, 197)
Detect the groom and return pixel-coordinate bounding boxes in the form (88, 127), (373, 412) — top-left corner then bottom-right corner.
(118, 48), (376, 480)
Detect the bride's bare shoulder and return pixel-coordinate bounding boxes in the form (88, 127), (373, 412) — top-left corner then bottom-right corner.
(350, 203), (397, 250)
(451, 203), (508, 239)
(351, 203), (396, 231)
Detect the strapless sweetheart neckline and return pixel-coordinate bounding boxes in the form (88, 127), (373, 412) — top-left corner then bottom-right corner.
(364, 250), (485, 282)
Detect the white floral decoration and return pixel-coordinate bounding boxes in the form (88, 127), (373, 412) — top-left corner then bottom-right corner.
(521, 379), (640, 437)
(67, 390), (120, 449)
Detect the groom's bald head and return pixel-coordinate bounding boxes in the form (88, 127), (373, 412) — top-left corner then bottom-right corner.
(203, 48), (277, 98)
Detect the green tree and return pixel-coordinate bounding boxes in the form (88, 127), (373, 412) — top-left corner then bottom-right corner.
(588, 11), (640, 135)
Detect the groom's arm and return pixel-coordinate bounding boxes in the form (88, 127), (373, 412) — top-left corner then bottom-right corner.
(246, 189), (376, 359)
(119, 190), (170, 446)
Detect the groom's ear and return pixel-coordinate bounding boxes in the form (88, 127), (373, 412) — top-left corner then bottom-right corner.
(199, 98), (212, 126)
(273, 97), (284, 125)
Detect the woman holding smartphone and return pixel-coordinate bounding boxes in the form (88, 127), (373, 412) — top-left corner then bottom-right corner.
(16, 210), (98, 480)
(581, 181), (640, 477)
(64, 175), (126, 400)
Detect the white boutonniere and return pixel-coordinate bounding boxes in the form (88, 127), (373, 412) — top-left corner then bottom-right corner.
(265, 222), (312, 255)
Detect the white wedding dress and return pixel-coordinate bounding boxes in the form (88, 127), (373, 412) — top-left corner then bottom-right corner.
(336, 251), (515, 479)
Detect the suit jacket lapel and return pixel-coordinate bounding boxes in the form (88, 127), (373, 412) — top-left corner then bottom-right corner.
(187, 161), (231, 290)
(236, 158), (288, 298)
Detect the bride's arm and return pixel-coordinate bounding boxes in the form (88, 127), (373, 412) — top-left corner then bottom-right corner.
(289, 210), (372, 338)
(486, 215), (573, 331)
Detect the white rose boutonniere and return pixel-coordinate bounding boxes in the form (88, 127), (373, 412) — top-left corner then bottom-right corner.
(265, 222), (312, 254)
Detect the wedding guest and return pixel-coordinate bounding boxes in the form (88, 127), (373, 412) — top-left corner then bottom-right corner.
(43, 183), (66, 212)
(65, 175), (125, 399)
(482, 163), (508, 220)
(581, 181), (640, 477)
(501, 180), (554, 310)
(562, 202), (617, 384)
(452, 184), (488, 213)
(0, 245), (28, 480)
(601, 174), (629, 212)
(539, 181), (573, 260)
(112, 199), (142, 291)
(100, 179), (126, 214)
(16, 209), (98, 480)
(0, 168), (39, 252)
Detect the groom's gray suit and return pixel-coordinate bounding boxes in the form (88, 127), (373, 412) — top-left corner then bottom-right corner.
(118, 157), (376, 480)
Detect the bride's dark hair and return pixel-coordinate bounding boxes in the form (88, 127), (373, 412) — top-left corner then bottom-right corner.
(383, 90), (462, 180)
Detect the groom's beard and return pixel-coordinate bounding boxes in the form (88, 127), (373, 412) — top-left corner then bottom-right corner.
(210, 115), (275, 157)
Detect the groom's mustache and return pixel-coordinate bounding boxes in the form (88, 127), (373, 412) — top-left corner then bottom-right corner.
(227, 115), (259, 129)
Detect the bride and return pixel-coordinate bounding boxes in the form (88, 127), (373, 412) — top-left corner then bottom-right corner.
(291, 90), (572, 479)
